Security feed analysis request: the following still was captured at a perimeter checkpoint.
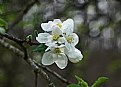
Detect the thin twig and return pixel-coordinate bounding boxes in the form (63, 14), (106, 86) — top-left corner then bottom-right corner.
(0, 39), (24, 57)
(0, 33), (39, 45)
(38, 69), (55, 87)
(33, 60), (72, 85)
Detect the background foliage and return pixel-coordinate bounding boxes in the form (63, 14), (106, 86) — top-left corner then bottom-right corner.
(0, 0), (121, 87)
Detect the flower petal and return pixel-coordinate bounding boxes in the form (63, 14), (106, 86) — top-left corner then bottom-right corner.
(41, 21), (54, 31)
(71, 33), (79, 46)
(42, 52), (54, 65)
(52, 26), (62, 35)
(62, 19), (74, 34)
(53, 19), (62, 24)
(65, 42), (75, 51)
(66, 48), (83, 63)
(45, 42), (57, 51)
(55, 54), (68, 69)
(36, 33), (51, 43)
(45, 41), (56, 47)
(58, 37), (66, 44)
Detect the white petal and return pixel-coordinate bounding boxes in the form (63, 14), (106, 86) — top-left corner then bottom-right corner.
(41, 21), (54, 31)
(66, 48), (83, 63)
(45, 41), (56, 47)
(53, 19), (62, 24)
(65, 42), (75, 51)
(52, 26), (62, 35)
(62, 19), (74, 34)
(71, 33), (79, 46)
(45, 42), (57, 51)
(42, 52), (54, 65)
(58, 37), (66, 44)
(54, 54), (68, 69)
(36, 33), (51, 43)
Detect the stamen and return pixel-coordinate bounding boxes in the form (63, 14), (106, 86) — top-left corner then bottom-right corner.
(67, 37), (74, 43)
(56, 23), (62, 28)
(52, 34), (59, 41)
(54, 48), (61, 53)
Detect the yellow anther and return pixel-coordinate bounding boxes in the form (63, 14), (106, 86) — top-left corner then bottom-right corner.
(52, 34), (59, 41)
(67, 37), (73, 43)
(56, 23), (62, 28)
(54, 48), (61, 54)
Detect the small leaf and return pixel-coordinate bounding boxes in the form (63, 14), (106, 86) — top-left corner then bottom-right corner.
(91, 77), (108, 87)
(33, 44), (47, 52)
(0, 18), (8, 29)
(26, 35), (32, 42)
(75, 75), (88, 87)
(68, 84), (80, 87)
(0, 27), (6, 34)
(34, 30), (38, 37)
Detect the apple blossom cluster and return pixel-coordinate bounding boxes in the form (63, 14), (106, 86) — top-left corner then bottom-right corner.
(36, 19), (83, 69)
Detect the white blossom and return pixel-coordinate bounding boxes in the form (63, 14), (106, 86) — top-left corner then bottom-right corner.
(42, 45), (68, 69)
(62, 19), (79, 50)
(36, 19), (83, 69)
(36, 26), (65, 45)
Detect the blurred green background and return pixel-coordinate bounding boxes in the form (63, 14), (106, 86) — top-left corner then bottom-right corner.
(0, 0), (121, 87)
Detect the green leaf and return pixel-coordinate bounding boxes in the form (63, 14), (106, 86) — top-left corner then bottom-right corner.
(75, 75), (88, 87)
(0, 27), (6, 34)
(68, 84), (81, 87)
(33, 44), (47, 52)
(26, 35), (32, 42)
(0, 18), (8, 29)
(91, 77), (108, 87)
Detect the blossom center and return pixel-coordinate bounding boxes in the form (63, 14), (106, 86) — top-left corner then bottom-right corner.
(56, 23), (62, 28)
(67, 37), (74, 43)
(54, 48), (61, 53)
(52, 34), (59, 41)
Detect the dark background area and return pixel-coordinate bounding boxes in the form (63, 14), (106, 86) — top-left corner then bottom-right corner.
(0, 0), (121, 87)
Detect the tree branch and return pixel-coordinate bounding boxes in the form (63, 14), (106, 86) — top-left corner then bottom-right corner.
(0, 38), (71, 86)
(38, 69), (55, 87)
(34, 60), (71, 85)
(0, 39), (55, 87)
(0, 33), (39, 45)
(0, 39), (24, 57)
